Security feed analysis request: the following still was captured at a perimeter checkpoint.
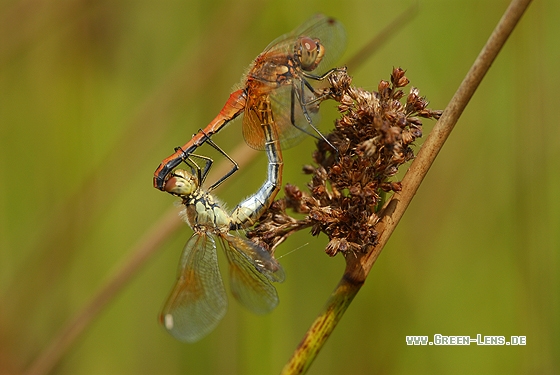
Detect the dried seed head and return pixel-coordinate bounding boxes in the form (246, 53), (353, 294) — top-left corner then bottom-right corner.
(249, 67), (440, 257)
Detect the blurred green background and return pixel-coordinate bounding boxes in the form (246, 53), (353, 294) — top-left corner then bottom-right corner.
(1, 0), (558, 374)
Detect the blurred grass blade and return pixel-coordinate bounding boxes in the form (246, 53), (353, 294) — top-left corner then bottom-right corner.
(344, 2), (418, 72)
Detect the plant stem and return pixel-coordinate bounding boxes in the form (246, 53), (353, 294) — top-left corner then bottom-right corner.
(281, 0), (533, 373)
(280, 256), (365, 375)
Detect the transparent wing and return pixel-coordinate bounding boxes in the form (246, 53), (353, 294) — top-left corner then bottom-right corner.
(159, 233), (227, 342)
(242, 83), (322, 151)
(242, 93), (271, 150)
(220, 233), (284, 315)
(225, 233), (285, 282)
(269, 84), (322, 150)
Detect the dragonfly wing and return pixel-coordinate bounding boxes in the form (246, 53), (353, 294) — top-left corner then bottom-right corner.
(243, 85), (321, 151)
(269, 84), (322, 150)
(242, 93), (269, 150)
(220, 233), (284, 315)
(293, 14), (346, 76)
(225, 233), (285, 282)
(160, 233), (227, 342)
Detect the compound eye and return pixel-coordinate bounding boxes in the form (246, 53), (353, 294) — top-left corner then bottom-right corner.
(164, 170), (198, 196)
(298, 37), (324, 71)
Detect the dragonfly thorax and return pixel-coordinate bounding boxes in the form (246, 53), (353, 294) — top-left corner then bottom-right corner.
(247, 56), (292, 88)
(184, 192), (231, 232)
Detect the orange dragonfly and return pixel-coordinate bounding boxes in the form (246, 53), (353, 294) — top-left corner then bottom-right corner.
(160, 164), (285, 342)
(154, 14), (346, 191)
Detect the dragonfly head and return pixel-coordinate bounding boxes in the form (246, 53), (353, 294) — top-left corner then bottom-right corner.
(164, 169), (199, 197)
(296, 36), (325, 72)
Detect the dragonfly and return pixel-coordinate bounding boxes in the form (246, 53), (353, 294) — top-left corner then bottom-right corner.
(160, 98), (284, 342)
(154, 14), (346, 191)
(160, 169), (285, 342)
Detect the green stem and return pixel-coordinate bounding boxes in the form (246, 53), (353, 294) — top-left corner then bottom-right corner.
(280, 257), (365, 375)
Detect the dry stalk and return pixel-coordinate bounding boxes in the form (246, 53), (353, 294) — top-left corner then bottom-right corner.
(252, 0), (533, 373)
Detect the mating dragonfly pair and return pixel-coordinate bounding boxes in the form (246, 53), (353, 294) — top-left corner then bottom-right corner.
(155, 14), (346, 342)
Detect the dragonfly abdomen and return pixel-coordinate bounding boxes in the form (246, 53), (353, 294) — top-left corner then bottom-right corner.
(230, 179), (277, 229)
(230, 95), (283, 228)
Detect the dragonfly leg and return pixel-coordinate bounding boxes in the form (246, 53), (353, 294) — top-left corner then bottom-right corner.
(302, 66), (346, 82)
(288, 86), (320, 140)
(167, 130), (239, 192)
(292, 82), (338, 153)
(184, 152), (214, 185)
(301, 67), (348, 105)
(202, 136), (239, 191)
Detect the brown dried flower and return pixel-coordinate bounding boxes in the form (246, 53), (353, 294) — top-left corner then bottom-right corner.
(248, 67), (441, 257)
